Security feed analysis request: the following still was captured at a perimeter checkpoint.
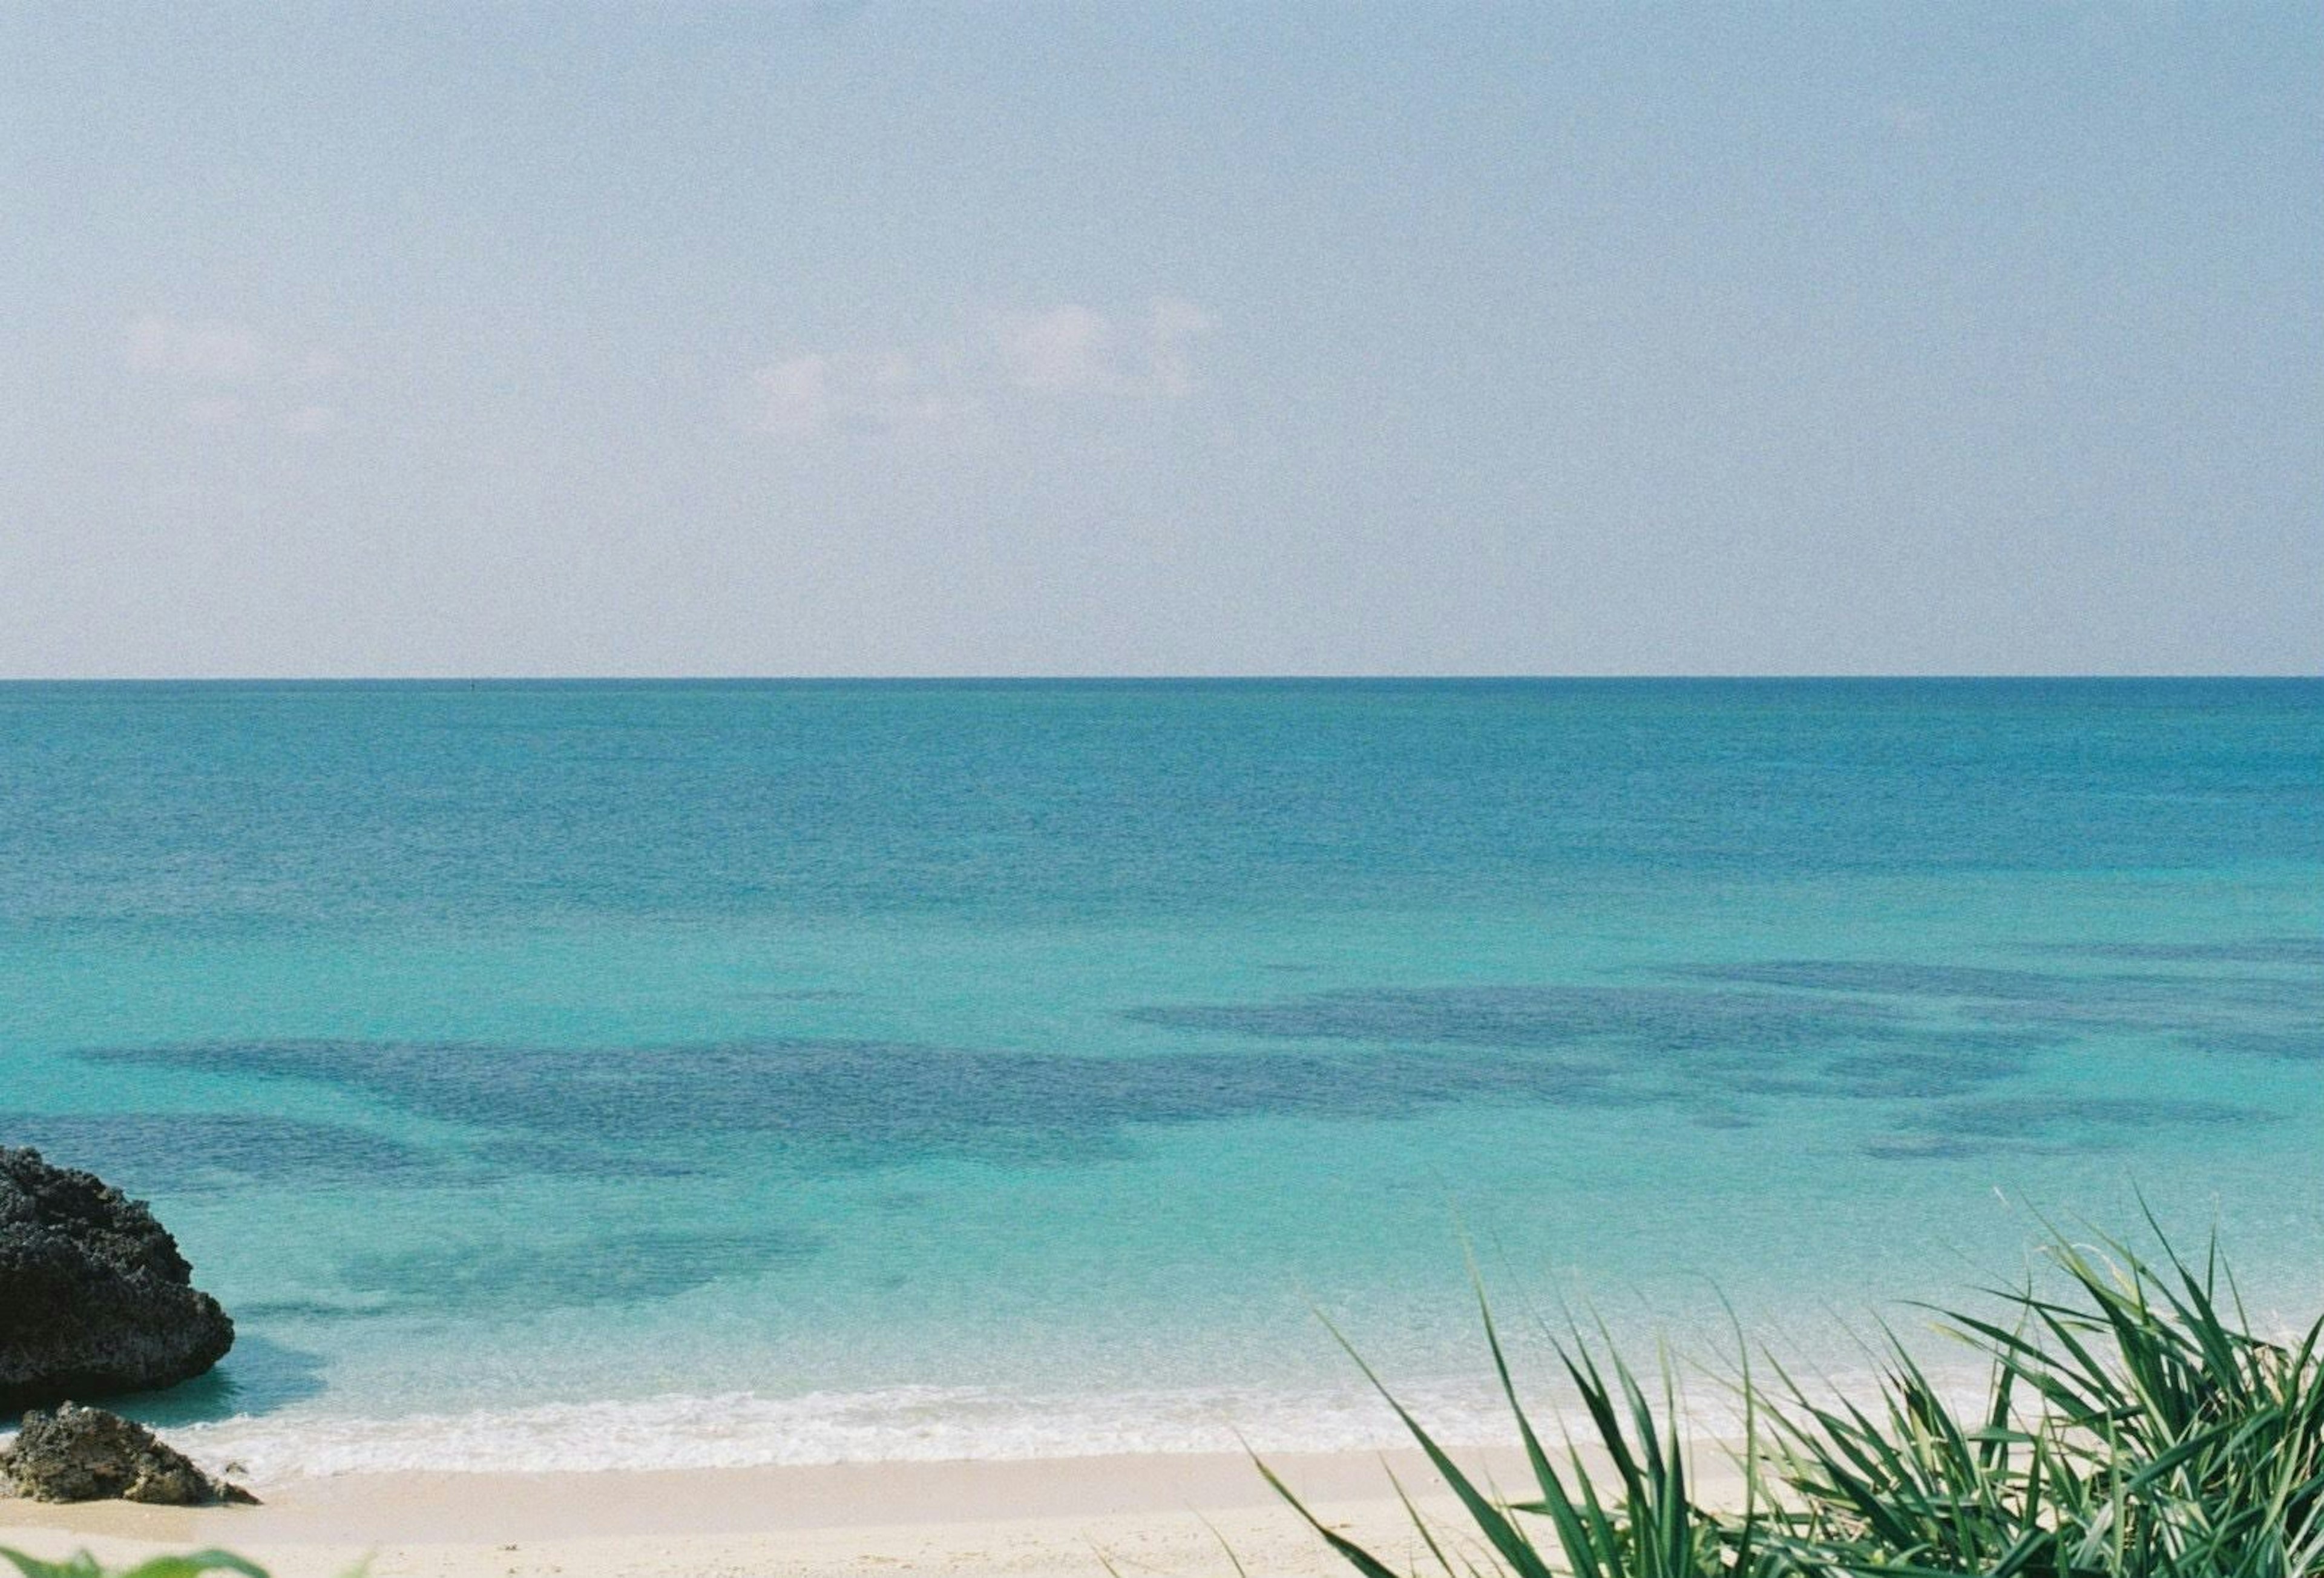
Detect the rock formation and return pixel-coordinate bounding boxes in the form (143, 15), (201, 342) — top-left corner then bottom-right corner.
(0, 1402), (255, 1504)
(1, 1146), (235, 1412)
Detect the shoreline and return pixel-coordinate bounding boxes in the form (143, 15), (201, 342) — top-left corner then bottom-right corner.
(0, 1441), (1742, 1578)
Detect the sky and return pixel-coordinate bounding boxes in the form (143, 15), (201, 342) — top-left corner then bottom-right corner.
(1, 4), (2317, 677)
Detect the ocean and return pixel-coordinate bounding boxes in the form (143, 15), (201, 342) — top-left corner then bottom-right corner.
(2, 679), (2319, 1475)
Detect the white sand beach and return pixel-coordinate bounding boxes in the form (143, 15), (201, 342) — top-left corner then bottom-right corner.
(0, 1443), (1744, 1578)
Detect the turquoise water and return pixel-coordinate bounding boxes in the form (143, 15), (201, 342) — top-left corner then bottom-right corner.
(2, 680), (2319, 1472)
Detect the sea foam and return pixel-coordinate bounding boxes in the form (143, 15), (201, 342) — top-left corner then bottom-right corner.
(157, 1382), (1502, 1478)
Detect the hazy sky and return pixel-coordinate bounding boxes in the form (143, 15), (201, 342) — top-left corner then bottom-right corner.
(3, 4), (2317, 677)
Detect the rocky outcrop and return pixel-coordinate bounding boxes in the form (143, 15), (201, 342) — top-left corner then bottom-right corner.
(0, 1402), (255, 1505)
(1, 1146), (235, 1412)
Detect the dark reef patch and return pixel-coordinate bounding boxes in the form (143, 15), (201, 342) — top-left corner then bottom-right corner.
(1128, 957), (2319, 1142)
(81, 1034), (1653, 1169)
(1808, 1037), (2048, 1101)
(2162, 973), (2324, 1013)
(1935, 1094), (2264, 1139)
(76, 942), (2316, 1174)
(2194, 1028), (2324, 1062)
(2030, 938), (2324, 967)
(1860, 1135), (1980, 1162)
(1869, 1094), (2272, 1160)
(333, 1225), (818, 1313)
(1654, 957), (2322, 1109)
(1675, 961), (2106, 1002)
(1129, 984), (1905, 1057)
(472, 1137), (704, 1180)
(0, 1113), (430, 1194)
(1130, 984), (2068, 1108)
(1673, 959), (2323, 1017)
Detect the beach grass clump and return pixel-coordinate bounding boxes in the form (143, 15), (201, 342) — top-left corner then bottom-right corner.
(0, 1553), (266, 1578)
(1270, 1225), (2324, 1577)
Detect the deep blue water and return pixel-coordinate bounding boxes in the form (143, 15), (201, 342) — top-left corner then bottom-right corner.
(1, 680), (2319, 1471)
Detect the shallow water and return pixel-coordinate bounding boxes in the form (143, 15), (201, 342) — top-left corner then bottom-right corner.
(2, 680), (2318, 1471)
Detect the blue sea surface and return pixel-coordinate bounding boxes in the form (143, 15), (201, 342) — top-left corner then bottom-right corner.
(2, 680), (2319, 1471)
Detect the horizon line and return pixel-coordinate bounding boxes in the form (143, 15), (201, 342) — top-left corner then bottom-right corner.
(1, 672), (2316, 686)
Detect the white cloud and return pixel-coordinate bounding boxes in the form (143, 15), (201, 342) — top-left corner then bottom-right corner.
(122, 312), (344, 435)
(744, 298), (1214, 442)
(751, 354), (833, 438)
(289, 349), (344, 386)
(746, 350), (967, 439)
(1146, 297), (1216, 399)
(1883, 102), (1934, 137)
(180, 395), (249, 427)
(995, 304), (1118, 393)
(125, 314), (269, 383)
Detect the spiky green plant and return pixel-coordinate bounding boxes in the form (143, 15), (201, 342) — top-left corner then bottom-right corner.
(0, 1553), (266, 1578)
(1764, 1229), (2324, 1577)
(1262, 1289), (1773, 1578)
(1269, 1225), (2324, 1578)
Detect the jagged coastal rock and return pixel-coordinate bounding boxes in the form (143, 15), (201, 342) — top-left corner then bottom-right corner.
(0, 1146), (235, 1412)
(0, 1402), (255, 1505)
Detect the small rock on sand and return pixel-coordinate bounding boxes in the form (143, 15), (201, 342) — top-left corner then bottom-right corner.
(0, 1401), (258, 1505)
